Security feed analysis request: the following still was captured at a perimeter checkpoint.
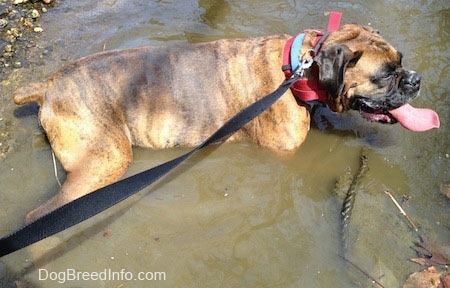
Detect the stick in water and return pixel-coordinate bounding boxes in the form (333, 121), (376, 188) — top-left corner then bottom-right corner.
(338, 255), (386, 288)
(52, 149), (62, 187)
(384, 190), (419, 232)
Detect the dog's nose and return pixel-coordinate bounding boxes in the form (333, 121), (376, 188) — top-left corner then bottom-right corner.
(401, 71), (421, 91)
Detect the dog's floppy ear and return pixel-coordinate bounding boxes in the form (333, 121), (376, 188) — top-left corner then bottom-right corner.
(315, 44), (363, 99)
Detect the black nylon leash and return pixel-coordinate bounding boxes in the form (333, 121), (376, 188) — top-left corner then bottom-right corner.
(0, 71), (305, 257)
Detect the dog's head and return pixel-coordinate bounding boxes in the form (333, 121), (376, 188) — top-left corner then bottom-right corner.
(314, 24), (439, 131)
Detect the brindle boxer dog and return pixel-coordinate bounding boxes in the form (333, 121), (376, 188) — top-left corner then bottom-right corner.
(13, 24), (439, 223)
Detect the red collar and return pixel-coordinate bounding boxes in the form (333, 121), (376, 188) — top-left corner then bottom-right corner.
(282, 11), (342, 103)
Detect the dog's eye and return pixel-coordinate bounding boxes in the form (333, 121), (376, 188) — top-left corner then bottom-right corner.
(370, 73), (393, 88)
(371, 73), (391, 83)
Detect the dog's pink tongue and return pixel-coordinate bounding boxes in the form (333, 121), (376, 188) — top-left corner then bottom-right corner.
(390, 104), (440, 131)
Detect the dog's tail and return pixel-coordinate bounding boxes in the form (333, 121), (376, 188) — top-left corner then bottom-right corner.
(13, 82), (46, 106)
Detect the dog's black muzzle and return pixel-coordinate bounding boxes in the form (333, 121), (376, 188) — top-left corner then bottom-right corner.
(350, 70), (421, 113)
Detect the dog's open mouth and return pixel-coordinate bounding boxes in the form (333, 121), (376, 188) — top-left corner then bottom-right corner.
(359, 103), (440, 131)
(360, 110), (397, 124)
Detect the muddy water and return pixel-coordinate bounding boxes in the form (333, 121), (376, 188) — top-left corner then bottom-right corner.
(0, 0), (448, 287)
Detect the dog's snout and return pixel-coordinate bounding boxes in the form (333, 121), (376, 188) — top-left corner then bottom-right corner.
(401, 71), (421, 91)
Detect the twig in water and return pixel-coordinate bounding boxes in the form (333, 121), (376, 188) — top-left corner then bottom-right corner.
(341, 153), (369, 251)
(341, 154), (369, 227)
(51, 149), (62, 187)
(339, 254), (386, 288)
(384, 190), (418, 232)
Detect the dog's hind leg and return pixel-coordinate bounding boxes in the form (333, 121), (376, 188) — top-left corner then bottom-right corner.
(24, 129), (133, 224)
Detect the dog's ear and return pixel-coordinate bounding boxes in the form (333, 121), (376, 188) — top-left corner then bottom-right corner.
(315, 44), (363, 99)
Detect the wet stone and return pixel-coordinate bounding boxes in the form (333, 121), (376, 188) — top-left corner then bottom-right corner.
(0, 0), (58, 76)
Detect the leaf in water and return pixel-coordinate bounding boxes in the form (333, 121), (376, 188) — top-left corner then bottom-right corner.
(440, 183), (450, 199)
(410, 239), (450, 266)
(403, 266), (449, 288)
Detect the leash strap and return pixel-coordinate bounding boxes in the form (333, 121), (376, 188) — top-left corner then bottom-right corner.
(0, 73), (302, 258)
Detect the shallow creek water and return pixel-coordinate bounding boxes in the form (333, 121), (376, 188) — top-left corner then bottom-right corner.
(0, 1), (448, 287)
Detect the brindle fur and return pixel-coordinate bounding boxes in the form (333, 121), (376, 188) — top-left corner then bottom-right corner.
(13, 24), (408, 222)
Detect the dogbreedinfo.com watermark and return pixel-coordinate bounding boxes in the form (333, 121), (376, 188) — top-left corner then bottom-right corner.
(38, 268), (166, 284)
